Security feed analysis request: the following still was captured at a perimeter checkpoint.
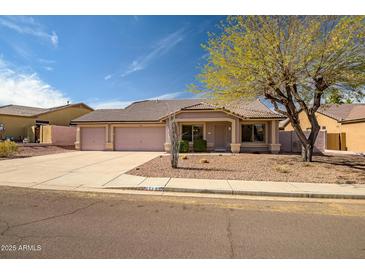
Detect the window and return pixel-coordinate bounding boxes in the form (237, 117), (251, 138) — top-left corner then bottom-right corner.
(182, 125), (203, 142)
(241, 124), (266, 142)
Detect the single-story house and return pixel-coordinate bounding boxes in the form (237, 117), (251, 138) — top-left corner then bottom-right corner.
(279, 104), (365, 152)
(0, 103), (94, 142)
(72, 99), (284, 153)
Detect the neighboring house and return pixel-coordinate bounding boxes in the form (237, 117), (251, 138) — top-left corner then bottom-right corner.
(279, 104), (365, 152)
(72, 99), (284, 153)
(0, 103), (94, 142)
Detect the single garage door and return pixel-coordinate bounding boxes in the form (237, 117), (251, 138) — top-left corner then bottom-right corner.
(81, 127), (106, 151)
(114, 126), (165, 151)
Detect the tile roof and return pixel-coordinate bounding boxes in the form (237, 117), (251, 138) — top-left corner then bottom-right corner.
(0, 103), (93, 117)
(0, 105), (46, 117)
(279, 103), (365, 128)
(73, 99), (284, 123)
(318, 104), (365, 122)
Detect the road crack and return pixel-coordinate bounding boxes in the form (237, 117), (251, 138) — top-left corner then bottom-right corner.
(226, 209), (235, 258)
(0, 201), (99, 237)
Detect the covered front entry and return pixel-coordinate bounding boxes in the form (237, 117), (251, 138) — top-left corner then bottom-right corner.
(114, 126), (165, 151)
(80, 127), (106, 151)
(214, 124), (229, 151)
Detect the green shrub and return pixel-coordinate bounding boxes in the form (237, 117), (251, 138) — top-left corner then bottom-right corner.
(0, 140), (18, 157)
(179, 140), (189, 153)
(193, 139), (207, 152)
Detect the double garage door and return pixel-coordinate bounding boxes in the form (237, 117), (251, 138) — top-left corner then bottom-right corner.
(80, 126), (165, 151)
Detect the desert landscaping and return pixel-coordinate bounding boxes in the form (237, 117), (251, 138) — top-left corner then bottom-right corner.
(128, 153), (365, 184)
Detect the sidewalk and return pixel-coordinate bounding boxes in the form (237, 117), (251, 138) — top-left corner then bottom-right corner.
(90, 174), (365, 199)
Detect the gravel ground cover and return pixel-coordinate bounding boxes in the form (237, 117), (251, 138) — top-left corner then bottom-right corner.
(0, 145), (75, 160)
(128, 153), (365, 184)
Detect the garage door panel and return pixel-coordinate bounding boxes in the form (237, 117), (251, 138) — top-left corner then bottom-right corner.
(114, 127), (164, 151)
(81, 127), (106, 151)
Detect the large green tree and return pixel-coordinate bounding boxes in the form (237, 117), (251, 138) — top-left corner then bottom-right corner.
(192, 16), (365, 162)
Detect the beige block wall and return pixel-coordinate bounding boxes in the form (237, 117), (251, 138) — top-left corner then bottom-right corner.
(284, 112), (341, 133)
(341, 122), (365, 152)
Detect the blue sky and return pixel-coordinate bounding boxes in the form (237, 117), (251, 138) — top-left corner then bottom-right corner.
(0, 15), (224, 109)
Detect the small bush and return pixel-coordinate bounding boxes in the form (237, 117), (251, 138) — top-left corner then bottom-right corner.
(199, 158), (209, 164)
(0, 140), (18, 157)
(179, 140), (189, 153)
(193, 139), (207, 152)
(274, 165), (290, 173)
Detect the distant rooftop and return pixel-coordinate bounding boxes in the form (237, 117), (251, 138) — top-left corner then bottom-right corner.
(279, 103), (365, 128)
(0, 103), (93, 117)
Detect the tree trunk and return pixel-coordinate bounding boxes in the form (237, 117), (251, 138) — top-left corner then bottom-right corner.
(301, 143), (313, 162)
(171, 153), (178, 168)
(167, 114), (180, 169)
(287, 113), (319, 162)
(303, 112), (320, 162)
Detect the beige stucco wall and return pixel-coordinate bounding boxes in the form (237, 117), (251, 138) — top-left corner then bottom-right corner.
(37, 106), (92, 126)
(0, 105), (92, 141)
(284, 111), (341, 133)
(0, 115), (34, 140)
(283, 111), (365, 152)
(341, 121), (365, 152)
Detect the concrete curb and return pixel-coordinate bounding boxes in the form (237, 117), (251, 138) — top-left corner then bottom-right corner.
(104, 186), (365, 200)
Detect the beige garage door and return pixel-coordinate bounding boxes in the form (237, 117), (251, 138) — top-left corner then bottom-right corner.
(81, 127), (106, 151)
(114, 127), (165, 151)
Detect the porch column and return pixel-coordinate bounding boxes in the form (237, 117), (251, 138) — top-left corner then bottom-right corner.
(164, 123), (171, 153)
(105, 124), (113, 151)
(75, 126), (81, 150)
(269, 120), (281, 154)
(230, 118), (241, 153)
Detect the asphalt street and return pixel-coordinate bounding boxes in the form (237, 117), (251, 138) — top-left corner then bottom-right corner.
(0, 186), (364, 258)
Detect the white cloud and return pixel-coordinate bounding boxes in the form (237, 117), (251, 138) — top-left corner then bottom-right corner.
(0, 58), (69, 108)
(91, 92), (188, 110)
(149, 91), (185, 100)
(104, 74), (112, 80)
(38, 58), (56, 64)
(121, 28), (185, 77)
(0, 16), (59, 47)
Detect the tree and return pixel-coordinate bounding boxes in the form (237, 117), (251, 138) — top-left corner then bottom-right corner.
(192, 16), (365, 162)
(326, 89), (347, 104)
(167, 113), (180, 168)
(325, 88), (360, 104)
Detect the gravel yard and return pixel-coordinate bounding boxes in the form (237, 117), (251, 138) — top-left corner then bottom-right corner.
(0, 145), (75, 160)
(128, 153), (365, 184)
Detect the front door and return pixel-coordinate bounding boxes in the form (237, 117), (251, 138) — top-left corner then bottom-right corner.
(214, 124), (227, 151)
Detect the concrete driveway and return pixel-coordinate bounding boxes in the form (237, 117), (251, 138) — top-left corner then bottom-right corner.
(0, 151), (162, 190)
